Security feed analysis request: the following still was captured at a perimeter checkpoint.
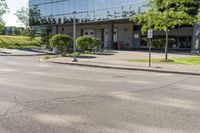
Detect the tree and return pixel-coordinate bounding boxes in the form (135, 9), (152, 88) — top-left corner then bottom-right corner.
(12, 27), (22, 35)
(40, 30), (52, 48)
(0, 0), (9, 31)
(15, 7), (29, 28)
(131, 0), (198, 60)
(21, 28), (35, 41)
(0, 23), (4, 32)
(26, 28), (35, 41)
(29, 7), (41, 26)
(0, 25), (5, 34)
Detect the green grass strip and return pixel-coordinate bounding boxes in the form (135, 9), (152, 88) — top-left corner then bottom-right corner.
(129, 56), (200, 65)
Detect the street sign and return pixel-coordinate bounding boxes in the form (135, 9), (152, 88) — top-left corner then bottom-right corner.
(148, 30), (153, 39)
(147, 30), (153, 67)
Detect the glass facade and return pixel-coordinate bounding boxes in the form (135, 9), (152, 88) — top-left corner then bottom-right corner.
(29, 0), (149, 25)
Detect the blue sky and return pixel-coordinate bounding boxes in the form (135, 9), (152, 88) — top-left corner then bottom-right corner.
(4, 0), (28, 27)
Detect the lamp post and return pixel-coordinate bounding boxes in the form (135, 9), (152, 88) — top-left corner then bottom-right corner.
(72, 11), (78, 62)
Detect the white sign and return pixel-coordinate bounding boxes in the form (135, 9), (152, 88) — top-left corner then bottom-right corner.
(148, 30), (153, 39)
(134, 34), (139, 38)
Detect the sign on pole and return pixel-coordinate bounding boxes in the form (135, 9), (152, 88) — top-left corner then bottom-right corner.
(147, 30), (153, 67)
(72, 11), (78, 62)
(148, 30), (153, 39)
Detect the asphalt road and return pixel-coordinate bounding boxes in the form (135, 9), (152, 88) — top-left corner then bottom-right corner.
(0, 56), (200, 133)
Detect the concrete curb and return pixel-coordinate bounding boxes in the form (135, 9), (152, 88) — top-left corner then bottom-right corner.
(40, 59), (200, 76)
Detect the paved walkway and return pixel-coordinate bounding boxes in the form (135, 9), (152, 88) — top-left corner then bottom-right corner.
(45, 50), (200, 75)
(0, 48), (52, 56)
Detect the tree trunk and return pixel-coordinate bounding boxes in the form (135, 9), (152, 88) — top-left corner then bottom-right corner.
(165, 30), (169, 60)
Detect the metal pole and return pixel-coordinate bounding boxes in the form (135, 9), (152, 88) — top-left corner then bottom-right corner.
(149, 38), (152, 67)
(72, 11), (78, 62)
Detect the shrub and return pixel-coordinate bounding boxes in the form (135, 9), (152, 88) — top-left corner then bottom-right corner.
(93, 38), (101, 50)
(66, 52), (82, 57)
(76, 36), (101, 52)
(42, 55), (51, 60)
(50, 34), (72, 56)
(76, 36), (94, 51)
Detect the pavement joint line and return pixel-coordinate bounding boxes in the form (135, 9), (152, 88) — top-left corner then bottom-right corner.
(40, 59), (200, 76)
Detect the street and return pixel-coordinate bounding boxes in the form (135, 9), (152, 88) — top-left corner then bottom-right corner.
(0, 56), (200, 133)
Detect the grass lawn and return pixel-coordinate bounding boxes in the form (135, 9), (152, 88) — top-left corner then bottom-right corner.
(129, 56), (200, 65)
(0, 35), (41, 49)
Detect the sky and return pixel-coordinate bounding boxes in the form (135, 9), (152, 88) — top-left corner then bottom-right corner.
(3, 0), (28, 27)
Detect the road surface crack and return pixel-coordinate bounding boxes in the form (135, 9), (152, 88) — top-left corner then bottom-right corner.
(129, 76), (191, 94)
(0, 96), (19, 118)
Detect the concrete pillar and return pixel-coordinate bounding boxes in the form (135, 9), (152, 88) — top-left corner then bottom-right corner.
(107, 22), (113, 49)
(52, 25), (58, 35)
(177, 37), (180, 48)
(129, 24), (134, 49)
(191, 22), (200, 53)
(186, 36), (189, 48)
(101, 29), (104, 49)
(133, 31), (141, 49)
(80, 29), (83, 36)
(133, 25), (141, 49)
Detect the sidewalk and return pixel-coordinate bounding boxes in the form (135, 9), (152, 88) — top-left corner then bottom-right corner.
(43, 50), (200, 76)
(0, 48), (52, 56)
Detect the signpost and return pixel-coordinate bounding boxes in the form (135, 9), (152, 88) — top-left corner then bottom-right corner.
(148, 30), (153, 67)
(72, 11), (78, 62)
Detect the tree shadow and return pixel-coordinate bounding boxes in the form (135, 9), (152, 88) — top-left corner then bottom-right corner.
(96, 53), (114, 56)
(15, 48), (51, 54)
(0, 39), (8, 44)
(0, 51), (12, 54)
(76, 55), (97, 59)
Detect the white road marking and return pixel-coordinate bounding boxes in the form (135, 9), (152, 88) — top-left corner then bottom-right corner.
(0, 68), (18, 72)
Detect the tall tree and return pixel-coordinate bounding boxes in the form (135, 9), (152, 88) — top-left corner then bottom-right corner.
(29, 7), (41, 26)
(15, 7), (29, 29)
(12, 27), (23, 35)
(0, 0), (9, 31)
(131, 0), (198, 60)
